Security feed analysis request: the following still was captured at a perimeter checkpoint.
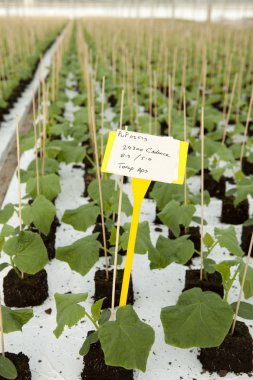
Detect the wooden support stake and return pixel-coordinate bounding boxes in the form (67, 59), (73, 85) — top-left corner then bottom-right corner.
(16, 115), (22, 232)
(200, 107), (205, 281)
(91, 106), (109, 280)
(100, 76), (105, 168)
(231, 232), (253, 335)
(168, 74), (172, 137)
(240, 86), (253, 165)
(222, 73), (238, 145)
(0, 294), (4, 356)
(32, 91), (40, 195)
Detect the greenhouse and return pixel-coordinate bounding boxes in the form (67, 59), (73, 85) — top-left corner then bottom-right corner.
(0, 1), (253, 379)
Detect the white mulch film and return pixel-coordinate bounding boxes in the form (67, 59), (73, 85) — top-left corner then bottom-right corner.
(0, 67), (253, 380)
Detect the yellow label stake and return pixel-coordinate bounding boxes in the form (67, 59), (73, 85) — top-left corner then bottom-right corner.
(119, 178), (151, 306)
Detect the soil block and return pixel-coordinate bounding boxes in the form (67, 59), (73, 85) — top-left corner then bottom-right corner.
(242, 157), (253, 176)
(94, 269), (134, 309)
(0, 352), (31, 380)
(183, 269), (224, 298)
(199, 321), (253, 374)
(169, 226), (201, 252)
(81, 331), (134, 380)
(3, 269), (48, 307)
(221, 196), (249, 225)
(204, 169), (226, 199)
(30, 216), (60, 260)
(241, 225), (253, 256)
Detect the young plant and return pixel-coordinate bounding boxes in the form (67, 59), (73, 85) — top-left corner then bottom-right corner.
(0, 305), (33, 379)
(54, 293), (155, 372)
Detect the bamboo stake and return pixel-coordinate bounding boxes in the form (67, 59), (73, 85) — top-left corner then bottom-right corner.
(149, 65), (152, 134)
(168, 74), (172, 136)
(111, 91), (126, 316)
(240, 86), (253, 166)
(100, 76), (105, 168)
(222, 73), (238, 145)
(32, 91), (40, 195)
(42, 79), (47, 176)
(153, 71), (157, 135)
(231, 232), (253, 335)
(0, 294), (4, 357)
(200, 107), (205, 281)
(16, 115), (22, 232)
(183, 88), (187, 207)
(91, 106), (109, 280)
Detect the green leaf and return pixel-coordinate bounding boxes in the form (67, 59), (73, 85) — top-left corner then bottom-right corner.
(79, 331), (98, 356)
(56, 235), (100, 276)
(21, 205), (33, 226)
(150, 182), (184, 210)
(0, 204), (15, 224)
(149, 235), (195, 269)
(99, 305), (155, 371)
(203, 232), (214, 248)
(215, 226), (243, 257)
(0, 225), (15, 238)
(62, 204), (100, 232)
(27, 173), (61, 201)
(239, 264), (253, 299)
(31, 195), (56, 235)
(54, 292), (88, 338)
(21, 158), (59, 182)
(161, 288), (233, 348)
(121, 221), (152, 254)
(98, 309), (111, 326)
(231, 301), (253, 319)
(3, 231), (48, 274)
(0, 263), (10, 272)
(234, 177), (253, 205)
(0, 356), (17, 379)
(158, 200), (195, 236)
(2, 306), (33, 333)
(88, 179), (132, 216)
(91, 298), (106, 322)
(47, 140), (85, 163)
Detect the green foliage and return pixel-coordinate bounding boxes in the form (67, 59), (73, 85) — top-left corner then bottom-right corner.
(161, 288), (233, 348)
(47, 140), (85, 163)
(214, 226), (244, 257)
(149, 235), (195, 269)
(0, 204), (15, 224)
(231, 302), (253, 319)
(56, 234), (101, 276)
(0, 356), (17, 379)
(54, 293), (88, 338)
(88, 179), (132, 216)
(20, 158), (59, 183)
(150, 183), (184, 210)
(22, 195), (56, 235)
(121, 221), (152, 254)
(62, 204), (100, 232)
(26, 173), (61, 201)
(99, 305), (155, 372)
(3, 231), (48, 275)
(239, 264), (253, 299)
(2, 306), (33, 333)
(158, 200), (195, 236)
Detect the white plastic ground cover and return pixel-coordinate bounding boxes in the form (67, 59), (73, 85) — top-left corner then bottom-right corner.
(0, 26), (67, 170)
(0, 76), (253, 380)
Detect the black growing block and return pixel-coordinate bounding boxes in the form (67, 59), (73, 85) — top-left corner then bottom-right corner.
(221, 196), (249, 225)
(3, 269), (48, 307)
(183, 269), (224, 298)
(144, 181), (155, 199)
(94, 269), (134, 309)
(81, 332), (134, 380)
(199, 321), (253, 374)
(241, 225), (253, 256)
(204, 169), (226, 199)
(0, 352), (31, 380)
(242, 157), (253, 176)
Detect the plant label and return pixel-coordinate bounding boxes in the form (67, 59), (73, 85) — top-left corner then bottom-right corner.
(102, 130), (188, 184)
